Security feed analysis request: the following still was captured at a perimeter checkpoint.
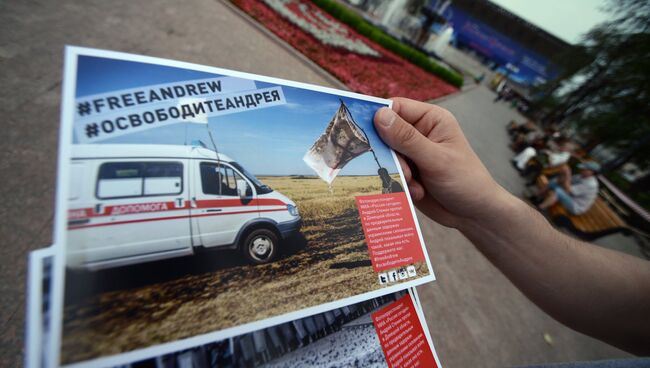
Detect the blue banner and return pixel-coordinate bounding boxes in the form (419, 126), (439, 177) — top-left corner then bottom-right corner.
(441, 5), (559, 85)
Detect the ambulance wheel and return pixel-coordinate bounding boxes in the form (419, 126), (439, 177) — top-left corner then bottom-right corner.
(242, 228), (278, 264)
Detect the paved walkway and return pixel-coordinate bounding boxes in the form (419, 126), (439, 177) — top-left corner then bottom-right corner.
(0, 1), (635, 367)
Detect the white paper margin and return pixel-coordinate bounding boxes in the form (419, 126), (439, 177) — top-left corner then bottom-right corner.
(25, 247), (55, 368)
(409, 288), (444, 368)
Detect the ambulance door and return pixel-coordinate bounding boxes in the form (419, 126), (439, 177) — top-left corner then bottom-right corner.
(190, 161), (258, 247)
(67, 160), (193, 267)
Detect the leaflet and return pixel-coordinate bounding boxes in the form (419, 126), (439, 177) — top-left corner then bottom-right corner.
(49, 47), (436, 366)
(24, 247), (55, 368)
(26, 249), (440, 367)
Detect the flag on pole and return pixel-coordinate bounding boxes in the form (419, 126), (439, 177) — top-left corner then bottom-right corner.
(303, 103), (371, 184)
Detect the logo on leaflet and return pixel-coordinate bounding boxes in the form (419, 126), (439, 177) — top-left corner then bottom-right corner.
(378, 265), (417, 285)
(407, 265), (417, 277)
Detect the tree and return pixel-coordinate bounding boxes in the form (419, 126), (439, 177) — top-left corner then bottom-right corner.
(540, 0), (650, 171)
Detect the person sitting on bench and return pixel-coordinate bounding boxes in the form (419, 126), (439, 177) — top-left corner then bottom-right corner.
(536, 161), (601, 215)
(516, 137), (574, 177)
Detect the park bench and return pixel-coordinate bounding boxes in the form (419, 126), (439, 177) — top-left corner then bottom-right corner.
(537, 175), (630, 240)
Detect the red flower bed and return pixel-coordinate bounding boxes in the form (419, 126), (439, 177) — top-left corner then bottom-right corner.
(233, 0), (458, 100)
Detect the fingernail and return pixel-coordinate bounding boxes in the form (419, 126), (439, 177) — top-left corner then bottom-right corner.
(377, 107), (396, 128)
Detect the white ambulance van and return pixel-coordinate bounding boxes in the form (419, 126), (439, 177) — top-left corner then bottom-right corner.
(66, 144), (301, 270)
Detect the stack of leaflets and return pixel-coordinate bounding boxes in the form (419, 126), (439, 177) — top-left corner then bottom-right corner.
(25, 47), (442, 368)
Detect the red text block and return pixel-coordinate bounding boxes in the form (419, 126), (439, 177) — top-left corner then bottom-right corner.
(372, 294), (437, 368)
(356, 192), (425, 272)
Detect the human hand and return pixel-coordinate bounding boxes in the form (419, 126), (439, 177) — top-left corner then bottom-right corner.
(375, 101), (650, 357)
(374, 97), (514, 229)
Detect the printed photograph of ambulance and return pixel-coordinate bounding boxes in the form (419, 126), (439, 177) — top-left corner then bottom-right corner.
(66, 143), (301, 270)
(58, 52), (434, 366)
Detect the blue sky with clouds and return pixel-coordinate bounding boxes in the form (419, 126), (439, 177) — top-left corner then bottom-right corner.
(74, 55), (397, 176)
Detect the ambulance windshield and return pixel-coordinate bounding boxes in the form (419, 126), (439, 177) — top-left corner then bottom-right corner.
(231, 162), (273, 194)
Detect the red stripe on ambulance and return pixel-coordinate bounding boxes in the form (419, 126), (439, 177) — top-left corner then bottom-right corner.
(67, 208), (287, 230)
(67, 198), (286, 220)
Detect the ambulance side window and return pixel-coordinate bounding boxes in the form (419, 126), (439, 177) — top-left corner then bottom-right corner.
(97, 162), (183, 199)
(97, 162), (144, 199)
(222, 167), (239, 196)
(143, 162), (183, 196)
(200, 163), (242, 196)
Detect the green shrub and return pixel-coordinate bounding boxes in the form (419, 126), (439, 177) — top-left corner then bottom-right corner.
(311, 0), (463, 88)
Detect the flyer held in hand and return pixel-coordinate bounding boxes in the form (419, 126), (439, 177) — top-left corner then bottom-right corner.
(24, 47), (440, 368)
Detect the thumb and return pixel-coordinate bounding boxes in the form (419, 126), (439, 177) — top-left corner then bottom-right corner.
(374, 107), (436, 167)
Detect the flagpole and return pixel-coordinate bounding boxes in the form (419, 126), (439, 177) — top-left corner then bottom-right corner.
(340, 99), (382, 170)
(207, 126), (223, 196)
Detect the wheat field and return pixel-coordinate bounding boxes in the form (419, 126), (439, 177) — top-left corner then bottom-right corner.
(259, 175), (389, 221)
(61, 175), (430, 363)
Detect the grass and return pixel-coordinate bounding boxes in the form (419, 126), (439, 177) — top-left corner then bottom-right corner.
(310, 0), (464, 88)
